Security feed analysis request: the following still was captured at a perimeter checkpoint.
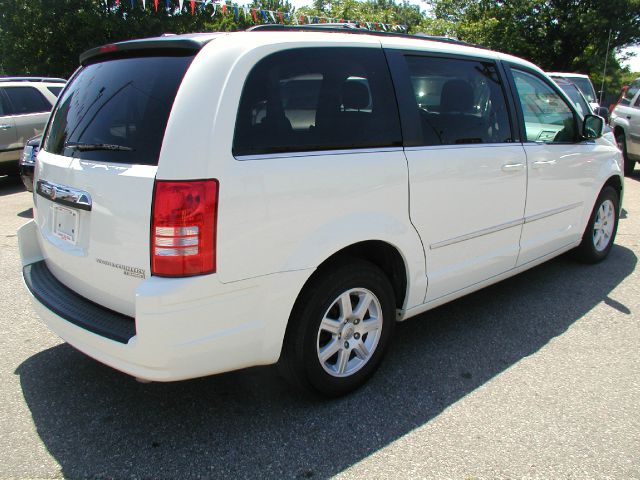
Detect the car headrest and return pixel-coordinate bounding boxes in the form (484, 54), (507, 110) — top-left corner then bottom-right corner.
(440, 79), (475, 113)
(342, 81), (369, 111)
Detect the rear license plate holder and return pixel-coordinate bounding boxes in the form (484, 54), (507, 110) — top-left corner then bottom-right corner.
(52, 205), (78, 245)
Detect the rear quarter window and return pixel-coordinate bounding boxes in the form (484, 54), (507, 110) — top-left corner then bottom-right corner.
(233, 47), (402, 156)
(47, 86), (64, 97)
(43, 54), (194, 165)
(3, 86), (51, 114)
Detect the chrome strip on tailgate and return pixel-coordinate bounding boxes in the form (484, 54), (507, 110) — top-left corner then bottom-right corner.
(36, 180), (92, 211)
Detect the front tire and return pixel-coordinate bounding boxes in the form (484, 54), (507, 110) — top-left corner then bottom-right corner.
(575, 186), (619, 263)
(279, 259), (396, 397)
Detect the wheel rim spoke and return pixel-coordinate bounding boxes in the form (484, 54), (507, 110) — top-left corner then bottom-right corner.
(335, 348), (349, 375)
(352, 292), (373, 320)
(320, 317), (342, 336)
(353, 341), (369, 360)
(360, 317), (381, 333)
(319, 339), (341, 363)
(339, 292), (353, 320)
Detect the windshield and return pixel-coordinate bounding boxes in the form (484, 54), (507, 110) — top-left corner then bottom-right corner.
(558, 83), (591, 118)
(43, 54), (194, 165)
(570, 77), (597, 103)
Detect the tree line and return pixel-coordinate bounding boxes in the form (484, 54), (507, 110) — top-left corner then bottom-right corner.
(1, 0), (639, 100)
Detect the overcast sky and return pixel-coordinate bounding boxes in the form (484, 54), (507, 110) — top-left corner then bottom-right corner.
(620, 45), (640, 73)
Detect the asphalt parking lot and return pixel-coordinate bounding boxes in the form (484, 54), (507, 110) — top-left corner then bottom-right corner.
(0, 173), (638, 479)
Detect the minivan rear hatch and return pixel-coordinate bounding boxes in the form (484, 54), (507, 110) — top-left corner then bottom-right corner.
(34, 41), (205, 317)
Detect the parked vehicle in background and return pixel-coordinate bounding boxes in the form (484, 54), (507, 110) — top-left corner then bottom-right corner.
(553, 77), (616, 145)
(18, 27), (623, 397)
(19, 135), (40, 192)
(548, 72), (599, 111)
(610, 78), (640, 176)
(0, 77), (65, 175)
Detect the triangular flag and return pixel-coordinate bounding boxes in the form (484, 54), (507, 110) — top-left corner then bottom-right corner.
(234, 6), (238, 20)
(211, 4), (217, 16)
(190, 0), (194, 14)
(221, 3), (227, 14)
(251, 8), (257, 22)
(142, 0), (145, 8)
(154, 0), (158, 10)
(278, 11), (284, 23)
(178, 0), (183, 11)
(268, 10), (276, 23)
(115, 0), (120, 5)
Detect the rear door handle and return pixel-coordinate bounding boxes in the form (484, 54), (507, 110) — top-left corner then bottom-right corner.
(501, 163), (525, 172)
(532, 160), (557, 168)
(0, 124), (13, 130)
(627, 115), (632, 120)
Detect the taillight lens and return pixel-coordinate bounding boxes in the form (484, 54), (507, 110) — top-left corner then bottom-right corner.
(151, 179), (219, 277)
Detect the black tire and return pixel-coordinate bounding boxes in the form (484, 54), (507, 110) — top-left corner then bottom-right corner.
(616, 131), (635, 176)
(279, 259), (396, 397)
(575, 186), (619, 263)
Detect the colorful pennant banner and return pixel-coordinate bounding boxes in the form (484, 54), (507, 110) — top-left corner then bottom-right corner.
(107, 0), (408, 32)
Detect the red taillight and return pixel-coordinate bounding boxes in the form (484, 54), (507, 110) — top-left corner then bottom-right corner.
(151, 179), (219, 277)
(100, 44), (118, 53)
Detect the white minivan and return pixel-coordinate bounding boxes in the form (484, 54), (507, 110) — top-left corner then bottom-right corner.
(18, 26), (623, 396)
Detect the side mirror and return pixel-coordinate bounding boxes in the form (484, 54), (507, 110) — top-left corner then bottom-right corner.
(595, 106), (609, 122)
(583, 114), (604, 139)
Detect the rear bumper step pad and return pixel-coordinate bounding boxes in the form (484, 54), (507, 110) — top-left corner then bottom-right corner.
(23, 260), (136, 343)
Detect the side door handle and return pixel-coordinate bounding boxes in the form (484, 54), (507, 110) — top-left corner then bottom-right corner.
(501, 163), (525, 172)
(0, 124), (13, 130)
(532, 160), (557, 169)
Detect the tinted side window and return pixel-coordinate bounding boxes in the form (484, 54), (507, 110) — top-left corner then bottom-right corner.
(233, 48), (402, 156)
(4, 87), (51, 114)
(47, 86), (64, 97)
(404, 56), (512, 146)
(0, 91), (8, 116)
(512, 70), (577, 143)
(619, 81), (639, 106)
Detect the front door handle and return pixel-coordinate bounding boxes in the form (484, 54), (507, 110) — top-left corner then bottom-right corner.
(501, 163), (525, 172)
(0, 124), (13, 130)
(532, 160), (557, 169)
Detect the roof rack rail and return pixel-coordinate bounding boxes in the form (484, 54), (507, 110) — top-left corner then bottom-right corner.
(246, 24), (479, 48)
(0, 77), (66, 83)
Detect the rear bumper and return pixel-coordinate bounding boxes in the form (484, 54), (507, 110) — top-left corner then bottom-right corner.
(18, 220), (311, 381)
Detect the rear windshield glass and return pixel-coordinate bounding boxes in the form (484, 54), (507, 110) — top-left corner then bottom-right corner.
(43, 54), (194, 165)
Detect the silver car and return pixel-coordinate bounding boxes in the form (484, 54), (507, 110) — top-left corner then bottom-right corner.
(610, 78), (640, 176)
(0, 77), (65, 175)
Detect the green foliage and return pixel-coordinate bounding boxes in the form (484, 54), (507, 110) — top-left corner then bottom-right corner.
(298, 0), (422, 31)
(0, 0), (638, 100)
(426, 0), (640, 98)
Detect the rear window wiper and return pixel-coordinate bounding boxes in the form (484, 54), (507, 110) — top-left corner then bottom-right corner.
(64, 142), (134, 152)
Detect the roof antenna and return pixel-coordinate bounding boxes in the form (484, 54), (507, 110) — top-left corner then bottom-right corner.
(599, 29), (612, 107)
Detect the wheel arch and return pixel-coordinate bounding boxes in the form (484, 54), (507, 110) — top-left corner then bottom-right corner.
(300, 240), (409, 312)
(604, 174), (623, 199)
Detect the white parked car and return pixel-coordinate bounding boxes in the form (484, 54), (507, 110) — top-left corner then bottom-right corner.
(18, 26), (623, 397)
(610, 78), (640, 176)
(548, 72), (600, 112)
